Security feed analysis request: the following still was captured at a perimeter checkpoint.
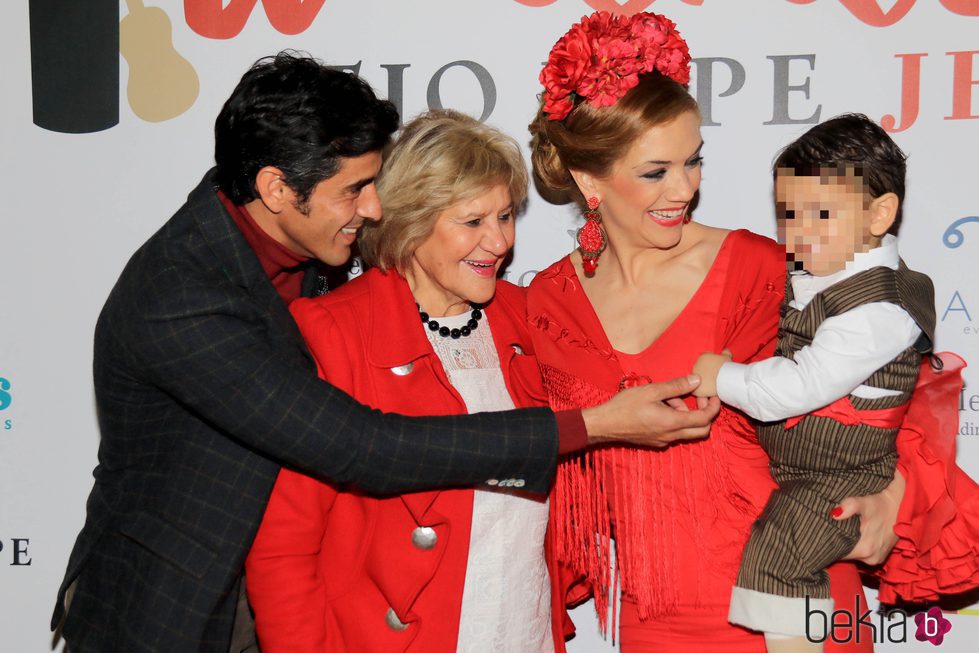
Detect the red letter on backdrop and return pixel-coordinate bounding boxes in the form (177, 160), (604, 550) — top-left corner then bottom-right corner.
(837, 0), (918, 26)
(261, 0), (326, 35)
(881, 53), (927, 133)
(186, 0), (258, 39)
(947, 51), (979, 120)
(939, 0), (979, 15)
(186, 0), (324, 39)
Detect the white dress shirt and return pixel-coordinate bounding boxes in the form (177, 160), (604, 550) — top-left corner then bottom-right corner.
(716, 235), (922, 423)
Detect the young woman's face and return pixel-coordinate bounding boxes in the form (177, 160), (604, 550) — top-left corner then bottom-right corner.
(583, 110), (703, 251)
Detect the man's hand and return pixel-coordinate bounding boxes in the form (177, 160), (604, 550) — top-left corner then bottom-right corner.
(836, 470), (905, 565)
(691, 350), (731, 397)
(582, 375), (720, 448)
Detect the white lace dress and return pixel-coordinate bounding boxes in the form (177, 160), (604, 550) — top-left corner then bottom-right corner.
(423, 310), (554, 653)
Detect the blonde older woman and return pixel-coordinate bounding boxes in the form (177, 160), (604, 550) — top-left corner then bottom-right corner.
(245, 110), (566, 653)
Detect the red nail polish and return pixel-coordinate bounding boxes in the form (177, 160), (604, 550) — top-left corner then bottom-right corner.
(830, 507), (844, 518)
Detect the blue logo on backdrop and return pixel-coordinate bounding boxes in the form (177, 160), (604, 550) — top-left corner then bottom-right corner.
(0, 377), (10, 411)
(941, 290), (979, 340)
(1, 377), (12, 431)
(943, 216), (979, 249)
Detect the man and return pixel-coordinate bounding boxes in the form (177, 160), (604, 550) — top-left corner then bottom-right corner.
(53, 52), (719, 652)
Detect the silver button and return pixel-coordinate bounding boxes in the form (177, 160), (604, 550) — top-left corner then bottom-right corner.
(411, 526), (438, 550)
(390, 363), (414, 376)
(486, 479), (499, 486)
(514, 479), (525, 488)
(386, 607), (409, 631)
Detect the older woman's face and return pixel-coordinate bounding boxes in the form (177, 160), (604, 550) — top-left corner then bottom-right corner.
(408, 184), (515, 315)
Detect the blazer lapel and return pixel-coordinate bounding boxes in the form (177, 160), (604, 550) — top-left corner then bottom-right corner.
(366, 269), (435, 370)
(360, 270), (468, 524)
(300, 265), (323, 298)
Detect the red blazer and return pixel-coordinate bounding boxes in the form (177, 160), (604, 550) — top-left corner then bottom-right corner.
(246, 268), (565, 652)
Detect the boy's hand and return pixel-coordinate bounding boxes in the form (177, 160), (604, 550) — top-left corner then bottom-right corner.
(691, 350), (732, 397)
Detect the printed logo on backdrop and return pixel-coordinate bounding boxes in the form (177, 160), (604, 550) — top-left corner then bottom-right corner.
(944, 279), (979, 440)
(515, 0), (979, 26)
(0, 376), (29, 567)
(29, 0), (200, 132)
(28, 0), (496, 132)
(943, 216), (979, 249)
(28, 0), (979, 133)
(959, 382), (979, 437)
(0, 376), (11, 432)
(937, 214), (979, 439)
(941, 215), (979, 342)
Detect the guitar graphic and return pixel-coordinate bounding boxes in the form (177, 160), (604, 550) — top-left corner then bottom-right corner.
(120, 0), (199, 122)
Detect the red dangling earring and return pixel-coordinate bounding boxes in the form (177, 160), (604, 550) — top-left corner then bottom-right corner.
(683, 211), (693, 225)
(577, 196), (607, 276)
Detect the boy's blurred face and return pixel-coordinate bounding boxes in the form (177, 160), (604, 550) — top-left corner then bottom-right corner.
(775, 169), (878, 276)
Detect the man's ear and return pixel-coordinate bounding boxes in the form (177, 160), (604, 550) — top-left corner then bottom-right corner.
(569, 169), (600, 201)
(868, 192), (899, 237)
(253, 166), (292, 213)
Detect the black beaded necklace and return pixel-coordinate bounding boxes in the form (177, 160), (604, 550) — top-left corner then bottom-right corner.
(417, 304), (483, 339)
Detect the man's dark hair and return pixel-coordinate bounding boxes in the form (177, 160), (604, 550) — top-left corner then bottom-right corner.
(214, 51), (400, 207)
(774, 113), (908, 234)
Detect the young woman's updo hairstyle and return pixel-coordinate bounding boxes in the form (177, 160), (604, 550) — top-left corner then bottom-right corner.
(530, 72), (699, 203)
(360, 109), (528, 273)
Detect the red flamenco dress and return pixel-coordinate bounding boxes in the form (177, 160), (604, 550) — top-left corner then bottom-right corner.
(526, 229), (979, 652)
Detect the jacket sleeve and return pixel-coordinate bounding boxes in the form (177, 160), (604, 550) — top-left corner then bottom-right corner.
(717, 303), (920, 422)
(111, 270), (559, 494)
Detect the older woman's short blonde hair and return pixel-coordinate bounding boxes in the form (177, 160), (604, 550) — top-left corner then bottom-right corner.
(359, 109), (529, 273)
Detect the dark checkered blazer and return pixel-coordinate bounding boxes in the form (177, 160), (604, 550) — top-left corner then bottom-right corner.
(53, 171), (559, 652)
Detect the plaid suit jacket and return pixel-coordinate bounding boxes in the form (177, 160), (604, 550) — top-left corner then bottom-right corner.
(53, 171), (559, 652)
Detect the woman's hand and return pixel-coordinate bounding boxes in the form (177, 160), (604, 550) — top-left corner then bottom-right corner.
(836, 469), (905, 565)
(582, 375), (721, 448)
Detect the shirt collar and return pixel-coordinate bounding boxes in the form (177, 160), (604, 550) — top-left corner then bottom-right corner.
(790, 235), (900, 307)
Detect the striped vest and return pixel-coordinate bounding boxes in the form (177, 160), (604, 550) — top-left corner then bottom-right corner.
(758, 261), (935, 476)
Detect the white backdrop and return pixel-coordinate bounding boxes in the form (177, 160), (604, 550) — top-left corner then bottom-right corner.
(2, 1), (978, 651)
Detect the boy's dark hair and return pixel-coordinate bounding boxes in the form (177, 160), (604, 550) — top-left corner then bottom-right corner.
(214, 51), (400, 207)
(774, 113), (907, 234)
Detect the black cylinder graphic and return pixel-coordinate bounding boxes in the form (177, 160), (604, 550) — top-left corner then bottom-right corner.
(29, 0), (119, 133)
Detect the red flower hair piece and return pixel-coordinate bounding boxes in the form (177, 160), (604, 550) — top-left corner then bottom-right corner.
(540, 11), (691, 121)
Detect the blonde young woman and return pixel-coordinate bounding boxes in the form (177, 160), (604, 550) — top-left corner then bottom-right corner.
(527, 11), (970, 653)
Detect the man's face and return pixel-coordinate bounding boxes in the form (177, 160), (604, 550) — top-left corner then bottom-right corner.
(275, 151), (384, 266)
(776, 170), (876, 276)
